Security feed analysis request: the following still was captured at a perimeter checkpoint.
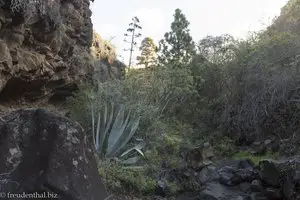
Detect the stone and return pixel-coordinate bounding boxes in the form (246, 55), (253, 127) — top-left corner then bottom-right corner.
(295, 169), (300, 184)
(264, 139), (272, 146)
(198, 164), (217, 185)
(184, 142), (215, 170)
(259, 160), (282, 187)
(250, 192), (268, 200)
(282, 177), (295, 200)
(155, 179), (169, 197)
(0, 109), (107, 200)
(198, 182), (250, 200)
(264, 188), (282, 200)
(250, 180), (263, 192)
(263, 138), (280, 153)
(259, 158), (300, 186)
(259, 158), (300, 199)
(202, 142), (214, 160)
(239, 182), (251, 193)
(217, 165), (259, 186)
(219, 159), (255, 170)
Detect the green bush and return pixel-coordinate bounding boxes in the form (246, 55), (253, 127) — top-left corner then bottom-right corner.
(99, 161), (156, 195)
(214, 136), (237, 157)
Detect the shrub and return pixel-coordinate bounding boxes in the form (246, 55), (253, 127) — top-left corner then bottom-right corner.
(91, 32), (117, 63)
(91, 102), (144, 164)
(99, 160), (156, 195)
(213, 136), (236, 157)
(220, 31), (300, 143)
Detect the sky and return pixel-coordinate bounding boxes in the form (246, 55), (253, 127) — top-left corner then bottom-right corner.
(90, 0), (289, 65)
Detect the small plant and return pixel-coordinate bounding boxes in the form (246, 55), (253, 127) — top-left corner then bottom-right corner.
(214, 136), (237, 157)
(91, 103), (144, 165)
(99, 160), (157, 195)
(232, 151), (280, 165)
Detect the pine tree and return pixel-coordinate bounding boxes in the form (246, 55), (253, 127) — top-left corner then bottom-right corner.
(158, 9), (196, 67)
(137, 37), (157, 68)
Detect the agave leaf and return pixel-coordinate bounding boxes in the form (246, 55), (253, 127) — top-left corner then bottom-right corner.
(120, 142), (145, 158)
(108, 109), (132, 157)
(95, 112), (101, 151)
(98, 103), (107, 153)
(135, 146), (145, 157)
(102, 102), (114, 155)
(91, 104), (96, 149)
(120, 156), (141, 165)
(106, 104), (126, 155)
(111, 116), (140, 157)
(135, 138), (144, 142)
(122, 166), (144, 170)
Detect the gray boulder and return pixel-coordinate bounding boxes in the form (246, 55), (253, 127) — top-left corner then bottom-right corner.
(0, 109), (107, 200)
(259, 157), (300, 200)
(198, 182), (250, 200)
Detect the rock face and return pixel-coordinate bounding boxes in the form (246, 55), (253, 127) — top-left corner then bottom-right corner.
(0, 0), (94, 103)
(91, 32), (125, 82)
(0, 109), (107, 200)
(271, 0), (300, 34)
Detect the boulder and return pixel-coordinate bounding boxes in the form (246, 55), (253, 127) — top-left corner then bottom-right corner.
(184, 142), (214, 170)
(250, 192), (268, 200)
(198, 182), (250, 200)
(215, 159), (259, 186)
(264, 188), (282, 200)
(155, 179), (169, 197)
(250, 180), (263, 192)
(259, 157), (300, 200)
(0, 109), (107, 200)
(198, 164), (217, 185)
(217, 166), (259, 186)
(250, 138), (280, 156)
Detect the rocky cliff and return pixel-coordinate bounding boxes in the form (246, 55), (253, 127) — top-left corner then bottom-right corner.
(0, 0), (94, 103)
(269, 0), (300, 34)
(91, 32), (125, 82)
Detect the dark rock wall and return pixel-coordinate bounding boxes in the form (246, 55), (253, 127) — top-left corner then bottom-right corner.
(0, 0), (94, 102)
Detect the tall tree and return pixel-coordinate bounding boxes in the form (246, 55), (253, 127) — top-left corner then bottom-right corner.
(158, 9), (196, 67)
(124, 16), (142, 68)
(137, 37), (157, 68)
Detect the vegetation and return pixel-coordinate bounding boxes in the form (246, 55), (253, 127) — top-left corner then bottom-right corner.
(91, 32), (117, 63)
(124, 16), (143, 68)
(137, 37), (157, 68)
(67, 1), (300, 198)
(232, 151), (280, 165)
(158, 8), (196, 67)
(91, 103), (143, 164)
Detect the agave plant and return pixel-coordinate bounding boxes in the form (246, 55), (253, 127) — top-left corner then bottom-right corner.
(91, 102), (144, 163)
